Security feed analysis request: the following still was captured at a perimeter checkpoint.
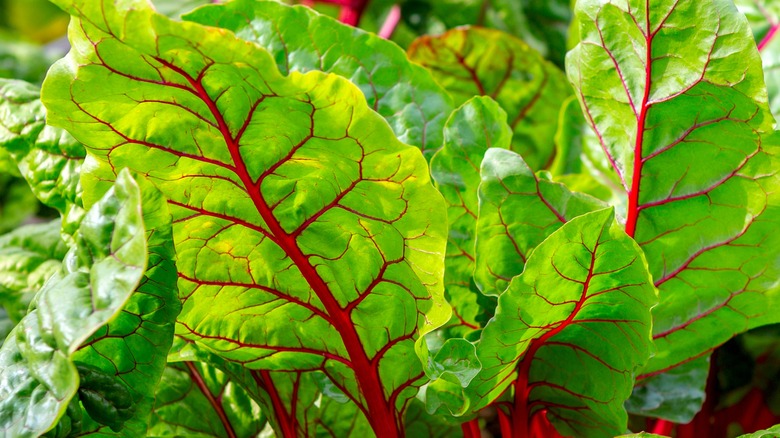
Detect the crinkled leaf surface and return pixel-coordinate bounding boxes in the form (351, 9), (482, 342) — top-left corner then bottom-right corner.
(0, 79), (85, 235)
(184, 0), (453, 158)
(429, 96), (510, 338)
(42, 0), (448, 434)
(468, 209), (656, 438)
(567, 0), (780, 377)
(65, 172), (180, 437)
(408, 26), (572, 170)
(475, 148), (605, 296)
(0, 219), (67, 321)
(0, 170), (167, 437)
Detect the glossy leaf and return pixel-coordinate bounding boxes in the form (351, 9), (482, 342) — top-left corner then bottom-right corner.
(184, 0), (454, 157)
(42, 1), (449, 435)
(567, 0), (780, 377)
(0, 219), (67, 321)
(468, 209), (656, 437)
(429, 96), (510, 337)
(408, 26), (572, 170)
(0, 78), (85, 235)
(475, 147), (605, 295)
(0, 170), (172, 437)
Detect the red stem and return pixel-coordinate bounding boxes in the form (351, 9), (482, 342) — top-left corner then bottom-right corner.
(758, 23), (780, 51)
(625, 2), (654, 238)
(252, 370), (299, 438)
(185, 362), (238, 438)
(338, 0), (370, 26)
(461, 418), (481, 438)
(650, 419), (674, 436)
(497, 408), (513, 438)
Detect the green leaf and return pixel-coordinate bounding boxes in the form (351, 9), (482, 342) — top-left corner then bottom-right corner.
(475, 147), (605, 295)
(0, 78), (86, 235)
(408, 26), (572, 170)
(567, 0), (780, 377)
(149, 360), (265, 438)
(0, 219), (68, 321)
(429, 96), (510, 337)
(42, 1), (449, 435)
(0, 169), (171, 437)
(468, 209), (656, 438)
(625, 355), (709, 423)
(404, 397), (464, 438)
(0, 173), (40, 233)
(617, 433), (669, 438)
(739, 424), (780, 438)
(183, 0), (454, 158)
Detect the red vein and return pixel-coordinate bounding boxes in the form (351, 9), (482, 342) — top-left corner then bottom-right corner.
(185, 362), (238, 438)
(155, 58), (403, 435)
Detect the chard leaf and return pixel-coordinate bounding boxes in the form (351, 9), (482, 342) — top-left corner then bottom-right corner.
(567, 0), (780, 376)
(408, 26), (572, 170)
(0, 173), (39, 233)
(42, 1), (449, 434)
(149, 360), (265, 438)
(171, 338), (373, 437)
(475, 148), (605, 295)
(625, 355), (709, 423)
(429, 96), (510, 337)
(469, 209), (656, 437)
(0, 170), (175, 437)
(0, 219), (67, 321)
(0, 79), (85, 235)
(183, 0), (454, 157)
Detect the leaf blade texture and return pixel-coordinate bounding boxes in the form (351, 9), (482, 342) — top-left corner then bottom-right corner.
(42, 0), (449, 434)
(567, 0), (780, 377)
(469, 209), (656, 437)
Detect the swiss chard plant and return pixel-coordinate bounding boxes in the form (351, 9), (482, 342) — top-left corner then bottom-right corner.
(1, 0), (780, 437)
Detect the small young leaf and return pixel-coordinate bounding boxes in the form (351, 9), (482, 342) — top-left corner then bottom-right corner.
(475, 148), (605, 295)
(429, 96), (511, 337)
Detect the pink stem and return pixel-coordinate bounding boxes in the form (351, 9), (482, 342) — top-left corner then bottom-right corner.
(378, 5), (402, 39)
(758, 23), (780, 51)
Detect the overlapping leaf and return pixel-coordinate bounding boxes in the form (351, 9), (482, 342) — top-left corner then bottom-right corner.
(475, 148), (605, 295)
(150, 360), (265, 438)
(468, 209), (656, 437)
(0, 79), (85, 235)
(43, 0), (448, 435)
(408, 26), (572, 170)
(0, 170), (176, 437)
(0, 219), (67, 321)
(429, 96), (510, 338)
(184, 0), (454, 157)
(567, 0), (780, 377)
